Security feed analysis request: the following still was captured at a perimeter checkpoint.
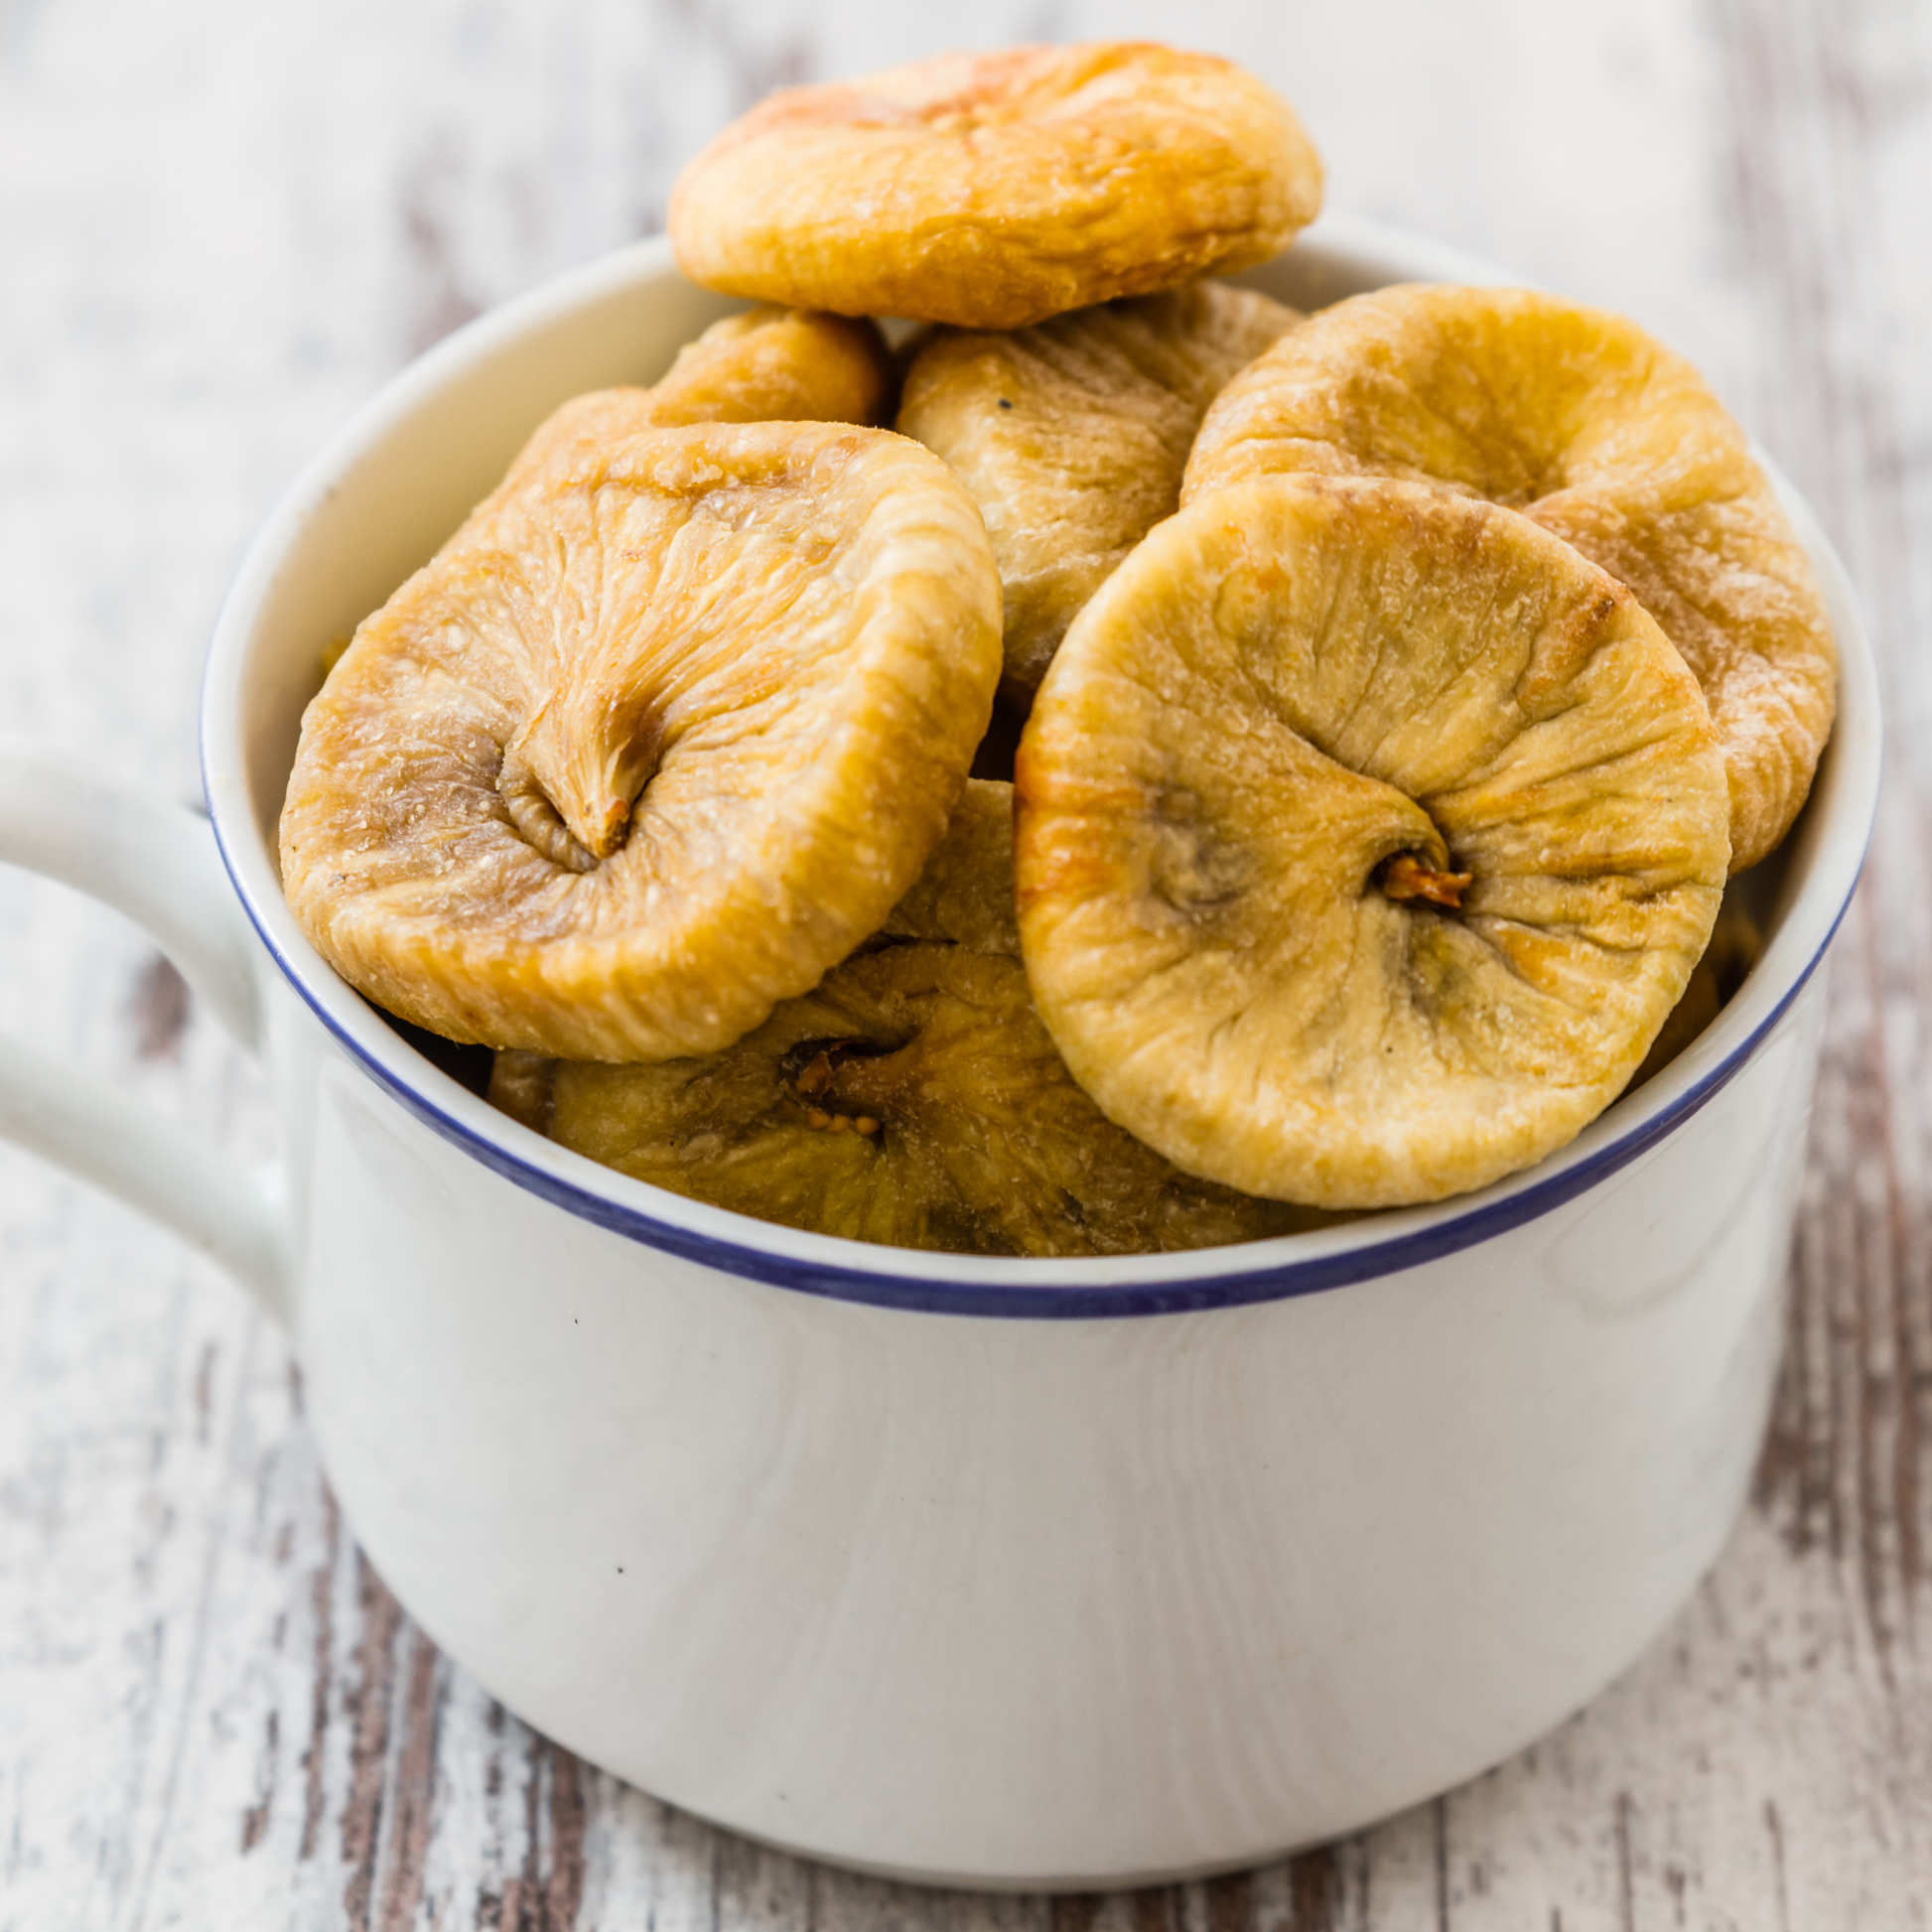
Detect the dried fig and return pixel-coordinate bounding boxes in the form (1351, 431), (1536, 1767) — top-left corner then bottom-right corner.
(669, 44), (1322, 331)
(502, 304), (895, 490)
(1016, 476), (1731, 1210)
(1183, 285), (1837, 871)
(899, 283), (1302, 694)
(489, 940), (1319, 1257)
(281, 420), (1002, 1060)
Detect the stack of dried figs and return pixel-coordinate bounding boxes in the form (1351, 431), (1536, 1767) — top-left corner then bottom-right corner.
(279, 43), (1837, 1257)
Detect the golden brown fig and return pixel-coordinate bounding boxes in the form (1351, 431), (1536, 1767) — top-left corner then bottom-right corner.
(879, 777), (1019, 956)
(1016, 476), (1732, 1210)
(669, 44), (1322, 330)
(281, 420), (1002, 1060)
(899, 283), (1302, 694)
(503, 305), (896, 489)
(489, 942), (1320, 1256)
(1182, 285), (1837, 872)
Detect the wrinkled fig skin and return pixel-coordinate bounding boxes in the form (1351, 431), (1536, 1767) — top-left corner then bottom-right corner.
(879, 777), (1021, 956)
(1183, 285), (1837, 873)
(1016, 476), (1732, 1211)
(899, 283), (1302, 695)
(669, 43), (1322, 331)
(500, 306), (897, 492)
(281, 420), (1002, 1061)
(490, 943), (1322, 1257)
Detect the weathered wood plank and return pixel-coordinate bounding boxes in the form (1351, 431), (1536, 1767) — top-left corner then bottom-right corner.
(1, 0), (1929, 1925)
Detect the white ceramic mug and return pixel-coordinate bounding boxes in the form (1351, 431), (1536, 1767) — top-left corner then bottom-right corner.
(0, 216), (1880, 1891)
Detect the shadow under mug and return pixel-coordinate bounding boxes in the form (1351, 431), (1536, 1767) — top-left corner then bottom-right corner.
(0, 213), (1881, 1890)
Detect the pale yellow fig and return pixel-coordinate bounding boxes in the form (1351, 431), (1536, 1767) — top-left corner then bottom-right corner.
(1183, 284), (1837, 871)
(669, 44), (1321, 331)
(1016, 476), (1732, 1210)
(898, 283), (1302, 694)
(281, 419), (1002, 1060)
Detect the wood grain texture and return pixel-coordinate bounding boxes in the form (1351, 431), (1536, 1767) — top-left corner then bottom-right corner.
(1, 0), (1929, 1924)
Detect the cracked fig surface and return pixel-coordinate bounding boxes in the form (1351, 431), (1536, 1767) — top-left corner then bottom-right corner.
(281, 417), (1001, 1061)
(1015, 477), (1731, 1209)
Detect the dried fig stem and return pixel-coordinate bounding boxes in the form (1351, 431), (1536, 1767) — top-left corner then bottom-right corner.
(784, 1037), (893, 1136)
(1377, 852), (1472, 909)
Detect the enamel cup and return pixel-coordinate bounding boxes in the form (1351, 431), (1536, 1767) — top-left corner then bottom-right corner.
(0, 216), (1880, 1890)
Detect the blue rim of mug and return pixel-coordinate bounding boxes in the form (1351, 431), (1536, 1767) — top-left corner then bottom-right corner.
(210, 844), (1861, 1319)
(204, 215), (1880, 1320)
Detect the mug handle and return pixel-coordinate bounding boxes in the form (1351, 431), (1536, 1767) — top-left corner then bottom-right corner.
(0, 744), (289, 1316)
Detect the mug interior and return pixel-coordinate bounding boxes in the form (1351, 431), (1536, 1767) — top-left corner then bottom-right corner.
(200, 213), (1882, 1314)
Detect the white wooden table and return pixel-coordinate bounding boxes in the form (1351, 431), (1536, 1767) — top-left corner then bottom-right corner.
(2, 2), (1928, 1924)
